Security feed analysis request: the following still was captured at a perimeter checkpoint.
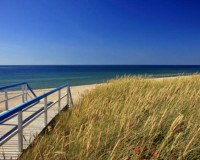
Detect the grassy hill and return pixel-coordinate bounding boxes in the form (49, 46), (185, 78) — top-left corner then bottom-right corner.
(20, 76), (200, 160)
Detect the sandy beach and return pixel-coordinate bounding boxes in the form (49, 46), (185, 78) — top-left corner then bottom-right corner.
(0, 84), (99, 113)
(0, 75), (195, 113)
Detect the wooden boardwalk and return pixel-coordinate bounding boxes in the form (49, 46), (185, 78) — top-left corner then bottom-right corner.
(0, 84), (97, 160)
(0, 99), (67, 160)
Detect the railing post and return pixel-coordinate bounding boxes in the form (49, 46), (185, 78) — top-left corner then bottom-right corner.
(18, 111), (23, 152)
(25, 84), (28, 102)
(4, 89), (8, 110)
(58, 90), (61, 112)
(44, 96), (48, 126)
(22, 85), (25, 103)
(69, 86), (73, 107)
(67, 86), (70, 107)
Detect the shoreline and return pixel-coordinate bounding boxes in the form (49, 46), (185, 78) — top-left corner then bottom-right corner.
(0, 84), (99, 112)
(15, 73), (199, 91)
(0, 75), (197, 112)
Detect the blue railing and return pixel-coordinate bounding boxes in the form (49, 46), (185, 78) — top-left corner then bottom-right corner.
(0, 82), (36, 97)
(0, 82), (73, 153)
(0, 83), (69, 121)
(0, 82), (37, 111)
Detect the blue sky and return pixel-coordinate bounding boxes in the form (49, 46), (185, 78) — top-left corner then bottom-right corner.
(0, 0), (200, 65)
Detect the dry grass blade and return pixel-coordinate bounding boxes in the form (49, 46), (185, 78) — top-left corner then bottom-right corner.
(20, 75), (200, 160)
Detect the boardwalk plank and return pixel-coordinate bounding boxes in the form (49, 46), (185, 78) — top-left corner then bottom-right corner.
(0, 100), (67, 160)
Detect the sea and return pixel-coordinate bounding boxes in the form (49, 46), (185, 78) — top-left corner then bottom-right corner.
(0, 65), (200, 89)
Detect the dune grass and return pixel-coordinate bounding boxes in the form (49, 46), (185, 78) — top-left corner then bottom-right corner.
(20, 75), (200, 160)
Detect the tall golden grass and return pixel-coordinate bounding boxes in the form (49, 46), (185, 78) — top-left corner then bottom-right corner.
(20, 75), (200, 160)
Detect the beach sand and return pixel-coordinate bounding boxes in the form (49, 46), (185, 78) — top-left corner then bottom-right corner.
(0, 75), (194, 113)
(0, 84), (99, 113)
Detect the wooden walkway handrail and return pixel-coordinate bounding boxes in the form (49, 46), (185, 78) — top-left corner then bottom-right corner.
(0, 82), (73, 159)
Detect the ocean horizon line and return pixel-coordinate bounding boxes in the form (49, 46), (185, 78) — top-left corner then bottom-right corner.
(0, 65), (200, 89)
(1, 64), (200, 66)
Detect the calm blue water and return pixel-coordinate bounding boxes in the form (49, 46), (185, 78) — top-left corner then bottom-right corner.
(0, 65), (200, 89)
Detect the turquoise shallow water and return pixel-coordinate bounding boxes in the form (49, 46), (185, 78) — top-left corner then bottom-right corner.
(0, 65), (200, 89)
